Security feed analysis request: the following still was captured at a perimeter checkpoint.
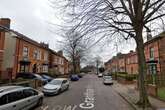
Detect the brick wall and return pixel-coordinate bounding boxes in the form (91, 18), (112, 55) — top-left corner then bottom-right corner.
(0, 32), (5, 78)
(126, 52), (138, 74)
(158, 36), (165, 74)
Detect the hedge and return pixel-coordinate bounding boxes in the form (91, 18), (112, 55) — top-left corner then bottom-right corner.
(117, 73), (137, 81)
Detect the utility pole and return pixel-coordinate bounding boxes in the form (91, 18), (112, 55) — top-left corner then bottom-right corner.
(96, 59), (98, 75)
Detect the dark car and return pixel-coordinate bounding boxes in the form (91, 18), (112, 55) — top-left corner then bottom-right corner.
(40, 74), (53, 82)
(70, 74), (79, 81)
(16, 72), (48, 85)
(77, 73), (85, 78)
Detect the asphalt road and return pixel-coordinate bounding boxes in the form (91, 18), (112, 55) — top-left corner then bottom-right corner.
(35, 74), (133, 110)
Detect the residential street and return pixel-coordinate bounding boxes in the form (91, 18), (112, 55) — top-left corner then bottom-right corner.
(35, 74), (133, 110)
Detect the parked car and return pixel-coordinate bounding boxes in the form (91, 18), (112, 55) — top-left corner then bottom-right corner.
(16, 72), (48, 85)
(43, 78), (70, 95)
(98, 73), (103, 77)
(40, 74), (53, 82)
(70, 74), (79, 81)
(103, 76), (113, 85)
(78, 73), (84, 78)
(0, 86), (44, 110)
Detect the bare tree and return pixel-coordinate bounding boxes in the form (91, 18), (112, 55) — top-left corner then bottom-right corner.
(62, 0), (165, 108)
(60, 29), (89, 74)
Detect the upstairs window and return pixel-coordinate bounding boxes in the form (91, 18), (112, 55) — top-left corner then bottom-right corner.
(23, 46), (28, 57)
(150, 47), (154, 59)
(44, 52), (48, 61)
(33, 49), (38, 59)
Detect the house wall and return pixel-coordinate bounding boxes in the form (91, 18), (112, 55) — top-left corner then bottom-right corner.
(118, 57), (126, 72)
(49, 51), (67, 75)
(144, 39), (161, 74)
(0, 31), (5, 76)
(12, 37), (49, 78)
(2, 32), (16, 70)
(0, 18), (10, 79)
(126, 52), (138, 74)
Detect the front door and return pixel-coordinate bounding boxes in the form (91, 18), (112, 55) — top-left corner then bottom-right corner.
(149, 64), (157, 84)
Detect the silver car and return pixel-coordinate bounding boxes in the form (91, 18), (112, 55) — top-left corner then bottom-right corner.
(103, 76), (113, 85)
(43, 78), (70, 95)
(0, 86), (44, 110)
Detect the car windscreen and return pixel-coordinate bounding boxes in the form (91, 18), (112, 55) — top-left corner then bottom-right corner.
(42, 75), (52, 79)
(34, 74), (43, 79)
(104, 76), (112, 79)
(49, 80), (62, 85)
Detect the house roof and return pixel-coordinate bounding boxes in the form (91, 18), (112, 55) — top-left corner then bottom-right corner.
(144, 31), (165, 45)
(0, 25), (49, 50)
(0, 25), (69, 62)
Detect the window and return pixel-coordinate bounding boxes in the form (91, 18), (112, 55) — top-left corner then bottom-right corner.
(44, 52), (48, 61)
(23, 89), (38, 98)
(33, 49), (38, 59)
(0, 95), (7, 105)
(62, 80), (67, 84)
(61, 59), (64, 65)
(20, 65), (29, 72)
(150, 47), (154, 59)
(0, 91), (25, 105)
(127, 59), (130, 64)
(23, 46), (28, 57)
(37, 50), (41, 60)
(43, 65), (48, 72)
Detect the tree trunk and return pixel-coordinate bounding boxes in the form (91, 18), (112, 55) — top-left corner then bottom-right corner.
(135, 29), (150, 108)
(72, 56), (76, 74)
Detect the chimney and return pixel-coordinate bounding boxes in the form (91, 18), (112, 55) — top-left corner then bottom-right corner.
(147, 29), (152, 41)
(0, 18), (11, 29)
(40, 42), (49, 48)
(58, 50), (63, 56)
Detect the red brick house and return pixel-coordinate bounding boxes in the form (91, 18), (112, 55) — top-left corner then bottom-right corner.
(144, 32), (165, 75)
(0, 18), (11, 79)
(49, 50), (69, 75)
(105, 32), (165, 76)
(105, 56), (118, 73)
(105, 51), (138, 74)
(117, 53), (127, 73)
(0, 18), (69, 79)
(125, 51), (138, 74)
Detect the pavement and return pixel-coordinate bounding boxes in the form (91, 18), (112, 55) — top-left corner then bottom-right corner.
(112, 81), (165, 110)
(35, 74), (134, 110)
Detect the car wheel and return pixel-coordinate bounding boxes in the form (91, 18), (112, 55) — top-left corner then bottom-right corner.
(37, 98), (43, 106)
(58, 89), (61, 94)
(66, 85), (69, 90)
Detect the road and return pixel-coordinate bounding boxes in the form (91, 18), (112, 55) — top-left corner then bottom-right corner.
(35, 74), (133, 110)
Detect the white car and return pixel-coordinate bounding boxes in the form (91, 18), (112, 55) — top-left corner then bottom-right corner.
(43, 78), (70, 95)
(0, 86), (44, 110)
(103, 76), (113, 85)
(98, 73), (103, 77)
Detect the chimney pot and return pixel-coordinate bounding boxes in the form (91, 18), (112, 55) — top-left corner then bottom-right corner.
(0, 18), (11, 29)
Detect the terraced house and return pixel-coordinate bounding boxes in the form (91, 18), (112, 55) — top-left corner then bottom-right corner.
(105, 31), (165, 76)
(0, 18), (9, 78)
(49, 50), (69, 75)
(0, 18), (69, 79)
(144, 32), (165, 75)
(1, 25), (49, 79)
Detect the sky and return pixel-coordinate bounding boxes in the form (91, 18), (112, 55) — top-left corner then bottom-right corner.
(0, 0), (136, 65)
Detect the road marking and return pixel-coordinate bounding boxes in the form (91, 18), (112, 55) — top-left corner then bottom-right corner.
(40, 105), (49, 110)
(79, 86), (95, 109)
(40, 105), (78, 110)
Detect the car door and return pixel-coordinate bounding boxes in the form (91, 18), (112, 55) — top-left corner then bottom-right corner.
(0, 91), (27, 110)
(0, 94), (11, 110)
(22, 88), (39, 109)
(62, 80), (68, 90)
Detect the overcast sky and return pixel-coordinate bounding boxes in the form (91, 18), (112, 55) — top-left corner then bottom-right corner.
(0, 0), (136, 65)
